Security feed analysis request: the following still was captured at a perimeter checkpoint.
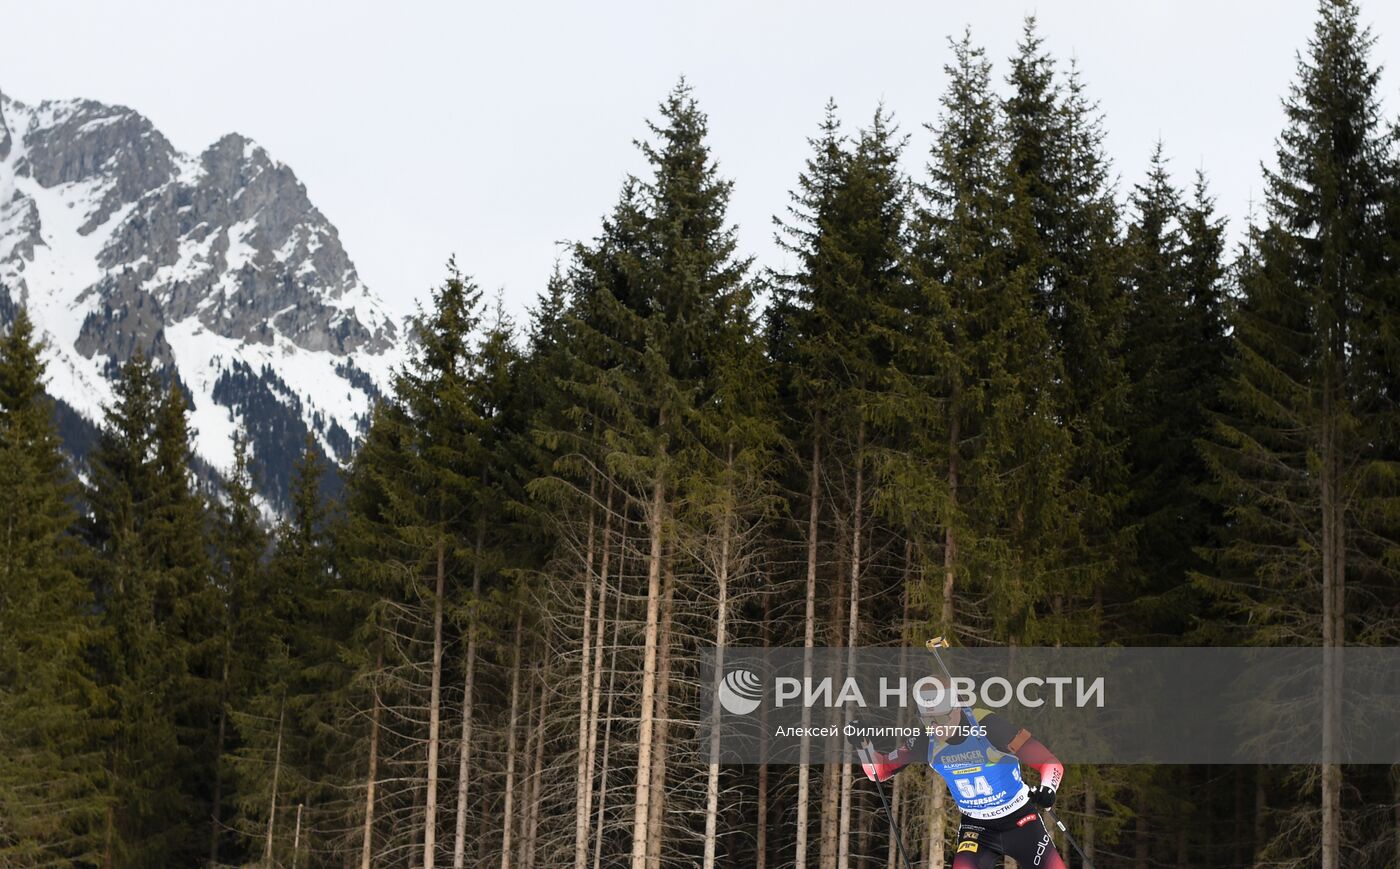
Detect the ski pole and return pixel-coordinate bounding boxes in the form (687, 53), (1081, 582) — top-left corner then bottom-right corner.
(1042, 807), (1095, 869)
(924, 635), (955, 684)
(856, 742), (915, 869)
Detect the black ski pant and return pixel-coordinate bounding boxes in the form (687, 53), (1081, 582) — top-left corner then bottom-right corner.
(952, 807), (1066, 869)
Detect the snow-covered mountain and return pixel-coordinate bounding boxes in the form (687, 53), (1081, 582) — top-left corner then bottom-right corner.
(0, 89), (404, 503)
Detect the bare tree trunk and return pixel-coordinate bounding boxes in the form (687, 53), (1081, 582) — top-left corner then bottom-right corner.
(524, 669), (550, 869)
(857, 789), (871, 869)
(456, 517), (490, 862)
(888, 558), (910, 869)
(210, 652), (230, 866)
(577, 490), (615, 868)
(1232, 766), (1245, 868)
(837, 420), (865, 869)
(756, 763), (768, 869)
(572, 480), (599, 869)
(424, 534), (447, 869)
(452, 520), (486, 869)
(1084, 781), (1096, 864)
(703, 456), (734, 869)
(925, 783), (944, 869)
(820, 544), (847, 869)
(645, 568), (675, 868)
(757, 592), (772, 869)
(264, 699), (285, 864)
(500, 613), (525, 869)
(514, 681), (538, 869)
(837, 723), (854, 869)
(796, 434), (821, 869)
(1203, 772), (1213, 869)
(592, 581), (626, 869)
(292, 802), (303, 869)
(630, 446), (667, 869)
(361, 642), (384, 869)
(1253, 767), (1267, 869)
(885, 774), (901, 869)
(1319, 375), (1344, 869)
(820, 758), (840, 869)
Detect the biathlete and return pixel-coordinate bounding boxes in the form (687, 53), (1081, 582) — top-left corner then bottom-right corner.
(849, 680), (1067, 868)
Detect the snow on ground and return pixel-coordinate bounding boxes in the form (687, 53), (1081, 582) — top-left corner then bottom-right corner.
(164, 316), (390, 474)
(175, 152), (204, 188)
(158, 226), (218, 291)
(163, 322), (241, 473)
(348, 331), (405, 389)
(224, 218), (258, 273)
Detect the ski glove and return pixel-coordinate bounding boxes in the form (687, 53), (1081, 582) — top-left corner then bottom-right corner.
(1028, 785), (1057, 809)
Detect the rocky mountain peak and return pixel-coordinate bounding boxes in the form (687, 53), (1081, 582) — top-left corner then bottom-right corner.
(13, 96), (178, 233)
(0, 88), (405, 506)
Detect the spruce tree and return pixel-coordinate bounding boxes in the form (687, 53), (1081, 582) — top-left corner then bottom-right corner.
(1002, 17), (1061, 292)
(687, 255), (777, 869)
(1000, 19), (1128, 643)
(626, 81), (752, 869)
(894, 32), (998, 642)
(1121, 149), (1229, 637)
(87, 353), (187, 866)
(1047, 60), (1131, 636)
(0, 308), (104, 865)
(82, 356), (222, 866)
(449, 299), (528, 869)
(212, 435), (269, 865)
(934, 22), (1071, 646)
(266, 436), (347, 864)
(329, 264), (493, 868)
(149, 381), (222, 862)
(335, 400), (412, 869)
(1200, 2), (1398, 865)
(227, 435), (346, 867)
(391, 264), (489, 868)
(767, 106), (852, 869)
(540, 80), (753, 868)
(770, 99), (910, 868)
(772, 103), (907, 452)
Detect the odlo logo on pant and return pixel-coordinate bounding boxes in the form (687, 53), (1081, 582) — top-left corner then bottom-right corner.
(1033, 833), (1049, 866)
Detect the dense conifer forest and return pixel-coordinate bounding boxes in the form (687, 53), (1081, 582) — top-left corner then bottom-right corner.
(2, 2), (1398, 866)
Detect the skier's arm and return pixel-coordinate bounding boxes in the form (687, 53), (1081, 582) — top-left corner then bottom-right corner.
(1009, 733), (1063, 792)
(846, 721), (920, 781)
(984, 713), (1064, 792)
(858, 739), (917, 783)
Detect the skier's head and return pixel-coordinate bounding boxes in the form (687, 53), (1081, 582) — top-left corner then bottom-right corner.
(914, 677), (962, 726)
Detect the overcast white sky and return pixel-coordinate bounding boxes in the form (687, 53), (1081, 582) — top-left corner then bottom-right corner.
(4, 1), (1399, 323)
